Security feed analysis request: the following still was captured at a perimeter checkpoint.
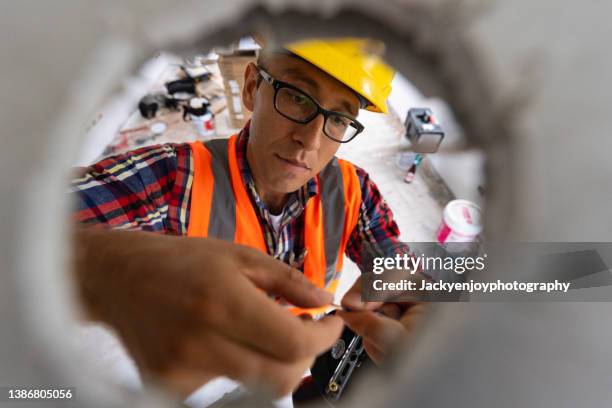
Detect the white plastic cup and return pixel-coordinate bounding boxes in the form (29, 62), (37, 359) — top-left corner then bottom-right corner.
(436, 199), (482, 243)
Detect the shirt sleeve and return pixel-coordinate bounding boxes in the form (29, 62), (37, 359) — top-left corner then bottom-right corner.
(69, 143), (193, 234)
(345, 165), (411, 272)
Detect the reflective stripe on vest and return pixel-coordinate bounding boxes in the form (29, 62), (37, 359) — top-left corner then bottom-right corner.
(188, 135), (362, 312)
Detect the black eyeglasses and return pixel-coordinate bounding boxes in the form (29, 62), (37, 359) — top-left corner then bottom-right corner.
(256, 66), (365, 143)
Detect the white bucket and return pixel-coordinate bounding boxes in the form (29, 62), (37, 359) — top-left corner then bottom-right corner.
(436, 199), (482, 243)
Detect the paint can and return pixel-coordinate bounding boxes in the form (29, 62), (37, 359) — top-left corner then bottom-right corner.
(184, 97), (215, 139)
(436, 199), (482, 243)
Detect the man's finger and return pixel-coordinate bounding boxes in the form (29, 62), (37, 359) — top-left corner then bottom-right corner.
(337, 310), (404, 352)
(210, 274), (343, 362)
(241, 249), (333, 308)
(399, 303), (427, 331)
(341, 276), (383, 311)
(378, 303), (402, 320)
(363, 339), (385, 365)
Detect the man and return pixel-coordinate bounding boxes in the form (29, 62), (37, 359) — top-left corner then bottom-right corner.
(70, 38), (422, 398)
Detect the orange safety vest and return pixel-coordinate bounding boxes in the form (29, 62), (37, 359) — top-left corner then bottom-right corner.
(187, 134), (362, 314)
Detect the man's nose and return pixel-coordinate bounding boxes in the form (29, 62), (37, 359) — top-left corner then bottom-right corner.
(292, 114), (325, 151)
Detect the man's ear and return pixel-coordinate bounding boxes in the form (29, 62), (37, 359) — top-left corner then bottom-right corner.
(242, 62), (259, 112)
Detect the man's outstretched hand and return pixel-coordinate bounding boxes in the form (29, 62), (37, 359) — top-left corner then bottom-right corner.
(73, 227), (343, 397)
(339, 276), (426, 364)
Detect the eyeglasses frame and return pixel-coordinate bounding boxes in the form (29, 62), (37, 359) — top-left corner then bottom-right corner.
(255, 65), (365, 143)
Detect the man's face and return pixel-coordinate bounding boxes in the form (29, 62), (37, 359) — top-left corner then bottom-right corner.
(242, 54), (361, 195)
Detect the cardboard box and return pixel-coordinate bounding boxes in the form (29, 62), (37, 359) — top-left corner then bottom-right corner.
(217, 42), (259, 129)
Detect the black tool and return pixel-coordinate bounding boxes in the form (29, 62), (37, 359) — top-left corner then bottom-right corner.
(138, 94), (180, 119)
(138, 94), (164, 119)
(165, 72), (212, 95)
(294, 316), (372, 406)
(182, 97), (211, 121)
(324, 333), (366, 401)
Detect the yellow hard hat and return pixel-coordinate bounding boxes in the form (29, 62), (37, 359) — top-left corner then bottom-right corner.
(285, 38), (394, 114)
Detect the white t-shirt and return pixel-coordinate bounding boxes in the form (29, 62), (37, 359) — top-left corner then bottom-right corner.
(268, 212), (283, 233)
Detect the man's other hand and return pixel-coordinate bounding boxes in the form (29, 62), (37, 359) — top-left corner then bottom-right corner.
(73, 227), (343, 397)
(339, 275), (426, 364)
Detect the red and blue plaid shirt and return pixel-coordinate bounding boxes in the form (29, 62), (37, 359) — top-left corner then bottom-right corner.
(70, 125), (405, 270)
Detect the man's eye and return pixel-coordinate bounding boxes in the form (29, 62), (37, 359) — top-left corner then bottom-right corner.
(331, 115), (350, 127)
(292, 94), (309, 105)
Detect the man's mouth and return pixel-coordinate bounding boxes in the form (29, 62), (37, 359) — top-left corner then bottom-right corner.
(276, 154), (311, 171)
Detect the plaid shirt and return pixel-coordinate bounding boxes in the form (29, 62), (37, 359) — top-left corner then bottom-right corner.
(71, 125), (405, 270)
